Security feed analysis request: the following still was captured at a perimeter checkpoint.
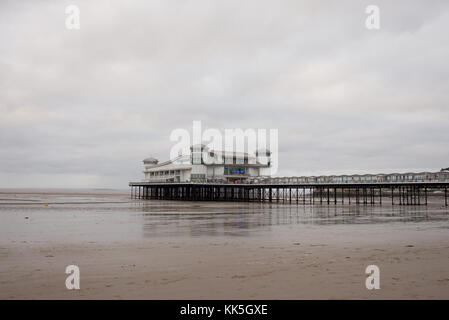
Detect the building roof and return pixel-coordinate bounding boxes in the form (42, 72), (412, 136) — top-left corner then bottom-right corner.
(143, 157), (158, 164)
(143, 155), (190, 170)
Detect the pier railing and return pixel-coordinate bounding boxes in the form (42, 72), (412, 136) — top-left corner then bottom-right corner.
(138, 171), (449, 185)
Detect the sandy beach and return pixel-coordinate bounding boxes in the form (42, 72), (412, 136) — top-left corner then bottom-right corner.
(1, 240), (449, 299)
(1, 189), (448, 299)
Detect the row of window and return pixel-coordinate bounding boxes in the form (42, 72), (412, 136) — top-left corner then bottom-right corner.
(150, 170), (181, 177)
(260, 172), (449, 184)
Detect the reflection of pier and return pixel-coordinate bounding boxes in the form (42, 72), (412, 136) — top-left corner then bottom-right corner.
(129, 182), (448, 206)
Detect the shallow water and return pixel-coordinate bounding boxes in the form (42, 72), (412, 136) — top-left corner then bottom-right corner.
(0, 189), (448, 245)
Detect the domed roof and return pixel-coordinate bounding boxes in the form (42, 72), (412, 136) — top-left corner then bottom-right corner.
(143, 157), (158, 164)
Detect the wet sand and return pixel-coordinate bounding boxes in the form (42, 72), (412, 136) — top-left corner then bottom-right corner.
(1, 240), (449, 299)
(0, 189), (448, 299)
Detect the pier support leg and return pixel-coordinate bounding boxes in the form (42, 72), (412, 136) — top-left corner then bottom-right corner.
(296, 187), (299, 203)
(444, 186), (447, 207)
(406, 187), (409, 205)
(418, 186), (421, 206)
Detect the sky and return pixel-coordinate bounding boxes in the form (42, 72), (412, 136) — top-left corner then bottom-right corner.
(1, 0), (448, 188)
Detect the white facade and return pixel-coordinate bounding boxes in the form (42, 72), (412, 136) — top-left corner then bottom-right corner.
(143, 145), (271, 183)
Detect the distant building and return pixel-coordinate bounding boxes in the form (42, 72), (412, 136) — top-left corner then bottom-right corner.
(143, 144), (271, 183)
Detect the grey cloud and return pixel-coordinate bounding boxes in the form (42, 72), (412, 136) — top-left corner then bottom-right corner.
(0, 0), (448, 188)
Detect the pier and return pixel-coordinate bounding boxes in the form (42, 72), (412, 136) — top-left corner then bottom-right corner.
(129, 182), (449, 206)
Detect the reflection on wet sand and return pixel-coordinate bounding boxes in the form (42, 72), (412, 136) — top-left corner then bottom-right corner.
(138, 200), (448, 239)
(0, 189), (448, 243)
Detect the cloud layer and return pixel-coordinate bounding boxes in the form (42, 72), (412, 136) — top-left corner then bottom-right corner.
(1, 0), (448, 188)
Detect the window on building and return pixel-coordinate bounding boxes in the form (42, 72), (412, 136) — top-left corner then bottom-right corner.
(224, 167), (246, 175)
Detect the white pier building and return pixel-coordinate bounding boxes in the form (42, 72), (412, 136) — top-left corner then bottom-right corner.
(142, 144), (272, 183)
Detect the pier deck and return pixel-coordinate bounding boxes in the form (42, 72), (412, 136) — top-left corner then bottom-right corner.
(129, 182), (449, 206)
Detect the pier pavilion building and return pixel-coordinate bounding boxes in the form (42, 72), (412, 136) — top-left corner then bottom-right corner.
(142, 144), (272, 183)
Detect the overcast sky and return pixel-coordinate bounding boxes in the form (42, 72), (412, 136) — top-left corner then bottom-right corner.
(1, 0), (448, 189)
